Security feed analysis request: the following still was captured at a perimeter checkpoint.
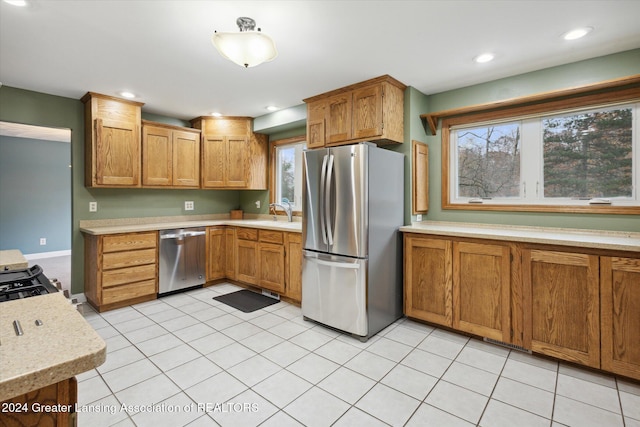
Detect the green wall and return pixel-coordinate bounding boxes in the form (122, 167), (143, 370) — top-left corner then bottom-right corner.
(419, 49), (640, 232)
(0, 86), (241, 294)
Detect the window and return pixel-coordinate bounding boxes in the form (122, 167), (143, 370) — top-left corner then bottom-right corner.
(270, 136), (306, 212)
(450, 103), (638, 208)
(432, 75), (640, 214)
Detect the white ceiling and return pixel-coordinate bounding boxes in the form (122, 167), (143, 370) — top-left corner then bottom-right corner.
(1, 0), (639, 122)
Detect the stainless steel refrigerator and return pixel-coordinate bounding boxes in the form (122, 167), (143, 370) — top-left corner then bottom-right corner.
(302, 143), (404, 341)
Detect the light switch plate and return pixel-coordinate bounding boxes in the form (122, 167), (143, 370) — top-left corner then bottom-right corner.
(416, 214), (423, 221)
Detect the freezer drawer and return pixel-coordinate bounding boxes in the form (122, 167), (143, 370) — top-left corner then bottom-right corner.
(302, 251), (367, 336)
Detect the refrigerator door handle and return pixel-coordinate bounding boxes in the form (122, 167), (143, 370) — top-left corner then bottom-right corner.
(325, 154), (335, 246)
(308, 257), (361, 269)
(319, 154), (329, 245)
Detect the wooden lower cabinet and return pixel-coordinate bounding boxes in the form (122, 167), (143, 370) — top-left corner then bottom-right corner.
(601, 256), (640, 380)
(207, 227), (225, 280)
(84, 231), (158, 312)
(225, 227), (236, 280)
(259, 242), (285, 293)
(236, 238), (258, 285)
(454, 241), (511, 343)
(523, 249), (600, 368)
(1, 377), (77, 427)
(403, 235), (453, 327)
(285, 233), (303, 301)
(404, 232), (640, 379)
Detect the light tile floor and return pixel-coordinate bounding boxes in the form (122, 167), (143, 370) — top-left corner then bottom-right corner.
(76, 283), (640, 427)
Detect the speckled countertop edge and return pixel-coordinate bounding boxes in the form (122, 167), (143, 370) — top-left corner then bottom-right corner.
(400, 221), (640, 252)
(0, 293), (106, 401)
(79, 214), (302, 235)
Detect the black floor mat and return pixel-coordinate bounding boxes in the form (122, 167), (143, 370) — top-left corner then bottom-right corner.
(213, 289), (279, 313)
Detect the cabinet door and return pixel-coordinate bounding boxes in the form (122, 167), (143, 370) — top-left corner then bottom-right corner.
(259, 242), (285, 293)
(453, 241), (511, 342)
(306, 100), (327, 149)
(225, 228), (236, 280)
(236, 239), (258, 285)
(286, 233), (302, 301)
(352, 84), (383, 140)
(601, 256), (640, 380)
(207, 227), (226, 281)
(172, 130), (200, 187)
(327, 93), (352, 143)
(404, 235), (453, 327)
(523, 249), (600, 368)
(142, 125), (172, 186)
(95, 118), (140, 186)
(227, 136), (248, 187)
(202, 136), (226, 188)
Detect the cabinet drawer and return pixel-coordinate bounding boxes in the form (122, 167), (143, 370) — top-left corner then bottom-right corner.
(103, 248), (156, 270)
(259, 230), (283, 244)
(102, 279), (156, 305)
(103, 232), (157, 253)
(236, 228), (258, 241)
(102, 264), (156, 288)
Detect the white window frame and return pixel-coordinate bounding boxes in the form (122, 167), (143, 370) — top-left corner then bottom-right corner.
(449, 102), (639, 208)
(271, 137), (306, 213)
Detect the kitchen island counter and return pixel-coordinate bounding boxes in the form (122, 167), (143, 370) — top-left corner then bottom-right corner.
(0, 292), (106, 401)
(400, 221), (640, 252)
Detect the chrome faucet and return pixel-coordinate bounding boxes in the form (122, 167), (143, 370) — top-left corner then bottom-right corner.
(269, 201), (293, 222)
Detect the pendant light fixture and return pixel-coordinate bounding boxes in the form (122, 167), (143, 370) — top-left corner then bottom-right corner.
(212, 17), (278, 68)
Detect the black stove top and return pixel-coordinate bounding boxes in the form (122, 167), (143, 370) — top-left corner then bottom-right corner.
(0, 265), (59, 302)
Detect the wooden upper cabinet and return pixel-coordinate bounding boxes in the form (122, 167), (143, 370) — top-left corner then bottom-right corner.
(172, 129), (200, 187)
(306, 99), (327, 149)
(227, 136), (249, 187)
(142, 121), (200, 188)
(82, 92), (144, 187)
(352, 84), (383, 139)
(453, 241), (511, 343)
(304, 75), (406, 147)
(601, 256), (640, 380)
(191, 117), (267, 189)
(327, 93), (352, 143)
(523, 249), (600, 368)
(404, 234), (453, 327)
(412, 141), (429, 214)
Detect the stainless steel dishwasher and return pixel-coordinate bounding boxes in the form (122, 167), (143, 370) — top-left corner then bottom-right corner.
(159, 227), (206, 295)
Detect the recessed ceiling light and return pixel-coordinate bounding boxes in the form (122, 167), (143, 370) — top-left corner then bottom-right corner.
(266, 106), (279, 112)
(563, 27), (593, 40)
(118, 91), (136, 99)
(473, 53), (495, 64)
(3, 0), (28, 6)
(210, 112), (222, 117)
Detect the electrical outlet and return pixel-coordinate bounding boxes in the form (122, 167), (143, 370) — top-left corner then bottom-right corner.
(416, 214), (423, 221)
(40, 238), (46, 245)
(89, 201), (97, 212)
(185, 201), (194, 211)
(255, 200), (261, 209)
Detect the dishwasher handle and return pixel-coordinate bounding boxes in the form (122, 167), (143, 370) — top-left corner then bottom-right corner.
(160, 230), (206, 240)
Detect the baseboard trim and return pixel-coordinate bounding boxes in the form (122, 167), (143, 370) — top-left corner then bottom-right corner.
(23, 250), (71, 260)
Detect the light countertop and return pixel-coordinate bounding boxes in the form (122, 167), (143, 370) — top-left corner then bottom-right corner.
(400, 221), (640, 253)
(0, 249), (29, 270)
(0, 293), (106, 401)
(80, 217), (302, 235)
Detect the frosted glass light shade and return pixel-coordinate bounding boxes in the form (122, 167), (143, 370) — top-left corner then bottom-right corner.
(212, 31), (278, 68)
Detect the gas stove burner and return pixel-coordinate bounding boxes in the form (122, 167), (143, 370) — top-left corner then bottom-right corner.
(0, 265), (59, 302)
